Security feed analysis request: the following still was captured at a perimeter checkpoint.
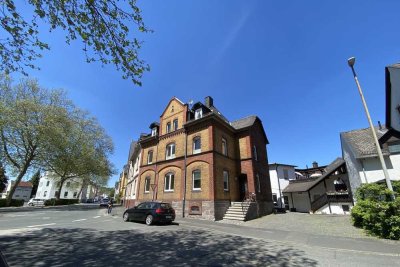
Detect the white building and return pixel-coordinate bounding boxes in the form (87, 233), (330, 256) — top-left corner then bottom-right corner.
(340, 63), (400, 196)
(268, 163), (296, 209)
(283, 158), (353, 214)
(1, 181), (33, 202)
(36, 172), (86, 200)
(124, 140), (141, 208)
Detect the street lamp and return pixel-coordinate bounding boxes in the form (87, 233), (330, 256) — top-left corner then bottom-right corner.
(347, 57), (395, 199)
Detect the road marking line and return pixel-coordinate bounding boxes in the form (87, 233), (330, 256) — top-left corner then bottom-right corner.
(93, 216), (101, 218)
(27, 223), (56, 228)
(9, 214), (27, 217)
(72, 219), (87, 222)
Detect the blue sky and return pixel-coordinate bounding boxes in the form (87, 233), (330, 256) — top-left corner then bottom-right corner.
(13, 1), (400, 186)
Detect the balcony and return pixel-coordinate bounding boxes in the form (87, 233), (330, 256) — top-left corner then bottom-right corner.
(311, 191), (352, 212)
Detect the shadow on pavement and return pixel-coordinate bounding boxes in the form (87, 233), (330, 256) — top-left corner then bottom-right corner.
(0, 227), (318, 266)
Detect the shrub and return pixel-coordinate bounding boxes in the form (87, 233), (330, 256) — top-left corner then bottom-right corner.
(0, 199), (25, 207)
(351, 181), (400, 240)
(44, 198), (79, 206)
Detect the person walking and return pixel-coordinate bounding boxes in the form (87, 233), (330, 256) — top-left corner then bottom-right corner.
(107, 199), (113, 215)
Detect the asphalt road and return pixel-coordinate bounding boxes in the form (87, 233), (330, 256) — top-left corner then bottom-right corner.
(0, 207), (398, 266)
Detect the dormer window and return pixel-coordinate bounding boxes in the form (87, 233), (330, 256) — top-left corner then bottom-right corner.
(166, 122), (171, 133)
(151, 128), (157, 136)
(195, 108), (203, 119)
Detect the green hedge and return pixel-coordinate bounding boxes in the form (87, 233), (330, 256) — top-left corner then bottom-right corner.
(351, 181), (400, 240)
(0, 199), (25, 207)
(44, 199), (79, 206)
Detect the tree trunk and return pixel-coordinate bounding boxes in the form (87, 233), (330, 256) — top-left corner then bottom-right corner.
(56, 177), (67, 200)
(6, 161), (31, 206)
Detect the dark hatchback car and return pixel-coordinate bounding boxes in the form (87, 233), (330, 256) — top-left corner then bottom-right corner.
(123, 202), (175, 225)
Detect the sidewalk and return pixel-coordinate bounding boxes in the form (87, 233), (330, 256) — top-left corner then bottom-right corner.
(0, 203), (102, 213)
(176, 217), (400, 257)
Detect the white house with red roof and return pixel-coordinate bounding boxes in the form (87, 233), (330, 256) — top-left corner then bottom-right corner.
(1, 181), (33, 202)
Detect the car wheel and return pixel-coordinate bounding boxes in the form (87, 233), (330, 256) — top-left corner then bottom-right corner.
(123, 212), (129, 222)
(28, 203), (33, 206)
(145, 215), (153, 226)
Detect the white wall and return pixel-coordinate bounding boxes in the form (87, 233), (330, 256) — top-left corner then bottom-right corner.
(285, 192), (310, 213)
(269, 165), (296, 208)
(314, 202), (352, 215)
(359, 155), (400, 184)
(36, 172), (83, 200)
(3, 182), (32, 201)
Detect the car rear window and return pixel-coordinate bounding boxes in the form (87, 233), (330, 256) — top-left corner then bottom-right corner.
(160, 203), (172, 209)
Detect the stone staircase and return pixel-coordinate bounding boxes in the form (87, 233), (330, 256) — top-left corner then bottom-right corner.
(223, 201), (254, 221)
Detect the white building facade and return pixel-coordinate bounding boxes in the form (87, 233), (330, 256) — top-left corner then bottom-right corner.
(124, 141), (141, 208)
(341, 63), (400, 196)
(36, 172), (84, 200)
(268, 163), (296, 209)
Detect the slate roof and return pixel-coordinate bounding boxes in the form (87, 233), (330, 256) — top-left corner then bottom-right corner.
(283, 158), (345, 193)
(231, 115), (257, 130)
(127, 141), (137, 162)
(387, 63), (400, 68)
(340, 126), (389, 159)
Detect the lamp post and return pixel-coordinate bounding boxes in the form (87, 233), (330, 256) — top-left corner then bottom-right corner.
(347, 57), (395, 199)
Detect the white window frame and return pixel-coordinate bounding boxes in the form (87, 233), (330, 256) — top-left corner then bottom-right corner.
(46, 181), (50, 187)
(164, 173), (174, 192)
(64, 191), (68, 198)
(223, 170), (229, 191)
(253, 145), (258, 161)
(193, 137), (201, 154)
(166, 143), (176, 160)
(73, 192), (78, 198)
(151, 128), (157, 136)
(44, 191), (47, 197)
(173, 119), (178, 131)
(192, 170), (201, 190)
(195, 108), (203, 119)
(222, 138), (227, 156)
(147, 150), (153, 164)
(166, 122), (171, 133)
(144, 177), (150, 193)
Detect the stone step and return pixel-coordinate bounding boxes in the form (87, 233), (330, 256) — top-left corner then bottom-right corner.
(227, 207), (249, 212)
(223, 215), (246, 221)
(223, 213), (246, 219)
(225, 210), (246, 215)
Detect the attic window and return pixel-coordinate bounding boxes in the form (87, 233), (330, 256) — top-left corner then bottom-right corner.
(151, 128), (157, 136)
(195, 108), (203, 119)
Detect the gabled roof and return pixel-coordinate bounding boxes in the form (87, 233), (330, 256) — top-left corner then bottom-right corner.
(340, 126), (389, 159)
(18, 181), (33, 188)
(159, 97), (186, 118)
(283, 158), (345, 193)
(231, 115), (257, 130)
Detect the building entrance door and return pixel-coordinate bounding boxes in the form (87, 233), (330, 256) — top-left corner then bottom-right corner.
(239, 174), (248, 200)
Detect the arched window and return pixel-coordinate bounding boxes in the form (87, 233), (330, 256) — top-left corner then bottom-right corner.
(166, 143), (176, 160)
(192, 170), (201, 190)
(164, 173), (175, 192)
(193, 137), (201, 154)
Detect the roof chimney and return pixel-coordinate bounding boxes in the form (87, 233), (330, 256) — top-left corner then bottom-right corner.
(205, 96), (213, 108)
(378, 121), (382, 130)
(312, 161), (318, 168)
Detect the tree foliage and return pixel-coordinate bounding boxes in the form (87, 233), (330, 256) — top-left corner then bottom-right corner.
(0, 76), (74, 205)
(351, 181), (400, 240)
(43, 108), (115, 199)
(0, 76), (114, 205)
(1, 0), (150, 85)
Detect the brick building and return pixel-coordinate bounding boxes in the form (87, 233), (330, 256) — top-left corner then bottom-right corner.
(134, 96), (273, 220)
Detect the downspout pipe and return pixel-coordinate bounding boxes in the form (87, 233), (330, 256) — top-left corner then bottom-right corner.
(275, 165), (283, 209)
(182, 129), (188, 217)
